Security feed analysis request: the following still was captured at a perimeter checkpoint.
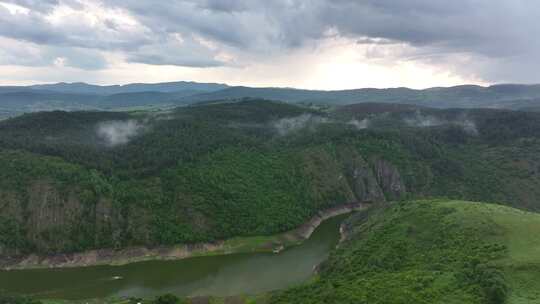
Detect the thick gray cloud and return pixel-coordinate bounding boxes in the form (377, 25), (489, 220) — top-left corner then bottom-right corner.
(105, 0), (540, 55)
(0, 37), (107, 69)
(0, 5), (64, 44)
(323, 1), (539, 57)
(0, 2), (153, 49)
(101, 0), (540, 81)
(125, 34), (226, 67)
(0, 0), (539, 82)
(197, 0), (249, 13)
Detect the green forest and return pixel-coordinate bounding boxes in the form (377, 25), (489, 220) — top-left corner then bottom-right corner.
(1, 100), (540, 256)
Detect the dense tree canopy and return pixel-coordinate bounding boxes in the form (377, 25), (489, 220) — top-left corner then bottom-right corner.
(1, 100), (540, 255)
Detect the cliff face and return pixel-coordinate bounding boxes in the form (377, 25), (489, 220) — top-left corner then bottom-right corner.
(373, 159), (407, 201)
(0, 180), (112, 256)
(341, 151), (386, 202)
(336, 147), (406, 203)
(295, 146), (408, 240)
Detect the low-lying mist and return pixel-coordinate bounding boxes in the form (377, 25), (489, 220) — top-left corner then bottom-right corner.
(403, 111), (478, 135)
(272, 114), (372, 135)
(348, 119), (370, 130)
(96, 120), (145, 146)
(232, 110), (478, 138)
(273, 114), (329, 136)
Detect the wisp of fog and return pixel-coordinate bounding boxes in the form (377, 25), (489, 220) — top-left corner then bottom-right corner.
(97, 120), (144, 146)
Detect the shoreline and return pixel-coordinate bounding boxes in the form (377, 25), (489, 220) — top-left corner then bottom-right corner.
(0, 202), (369, 270)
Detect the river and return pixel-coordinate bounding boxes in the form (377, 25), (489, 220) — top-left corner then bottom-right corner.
(0, 215), (347, 300)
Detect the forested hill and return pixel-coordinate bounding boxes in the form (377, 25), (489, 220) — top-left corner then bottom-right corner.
(271, 200), (540, 303)
(1, 100), (540, 258)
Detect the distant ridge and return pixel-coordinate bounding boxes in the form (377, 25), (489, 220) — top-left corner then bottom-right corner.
(1, 81), (540, 117)
(180, 83), (540, 109)
(27, 81), (229, 95)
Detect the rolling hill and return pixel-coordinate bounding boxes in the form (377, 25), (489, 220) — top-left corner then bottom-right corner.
(271, 199), (540, 304)
(0, 81), (229, 116)
(181, 84), (540, 109)
(2, 82), (540, 118)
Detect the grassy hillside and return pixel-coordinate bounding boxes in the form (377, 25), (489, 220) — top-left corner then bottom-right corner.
(1, 100), (540, 258)
(271, 200), (540, 304)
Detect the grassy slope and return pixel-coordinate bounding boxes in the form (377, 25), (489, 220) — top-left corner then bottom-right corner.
(270, 200), (540, 304)
(488, 205), (540, 303)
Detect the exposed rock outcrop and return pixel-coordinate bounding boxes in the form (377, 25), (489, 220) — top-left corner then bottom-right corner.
(336, 147), (407, 203)
(339, 149), (386, 203)
(373, 159), (407, 200)
(0, 179), (118, 256)
(290, 203), (368, 240)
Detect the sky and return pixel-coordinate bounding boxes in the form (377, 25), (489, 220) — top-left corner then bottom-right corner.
(0, 0), (538, 90)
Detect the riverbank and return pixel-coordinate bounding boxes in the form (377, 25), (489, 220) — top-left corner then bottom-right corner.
(40, 295), (269, 304)
(0, 202), (369, 270)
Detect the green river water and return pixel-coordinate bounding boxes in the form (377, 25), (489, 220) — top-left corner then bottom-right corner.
(0, 215), (346, 300)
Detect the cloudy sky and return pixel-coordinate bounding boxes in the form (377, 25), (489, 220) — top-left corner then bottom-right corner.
(0, 0), (538, 89)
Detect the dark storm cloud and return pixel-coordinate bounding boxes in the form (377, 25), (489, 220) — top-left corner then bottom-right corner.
(0, 6), (64, 44)
(104, 1), (261, 48)
(322, 0), (539, 56)
(111, 0), (540, 81)
(125, 34), (227, 67)
(107, 0), (540, 56)
(0, 0), (539, 81)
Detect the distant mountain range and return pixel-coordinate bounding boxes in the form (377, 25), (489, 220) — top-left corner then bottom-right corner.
(0, 81), (229, 117)
(27, 81), (229, 95)
(182, 84), (540, 109)
(1, 81), (540, 118)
